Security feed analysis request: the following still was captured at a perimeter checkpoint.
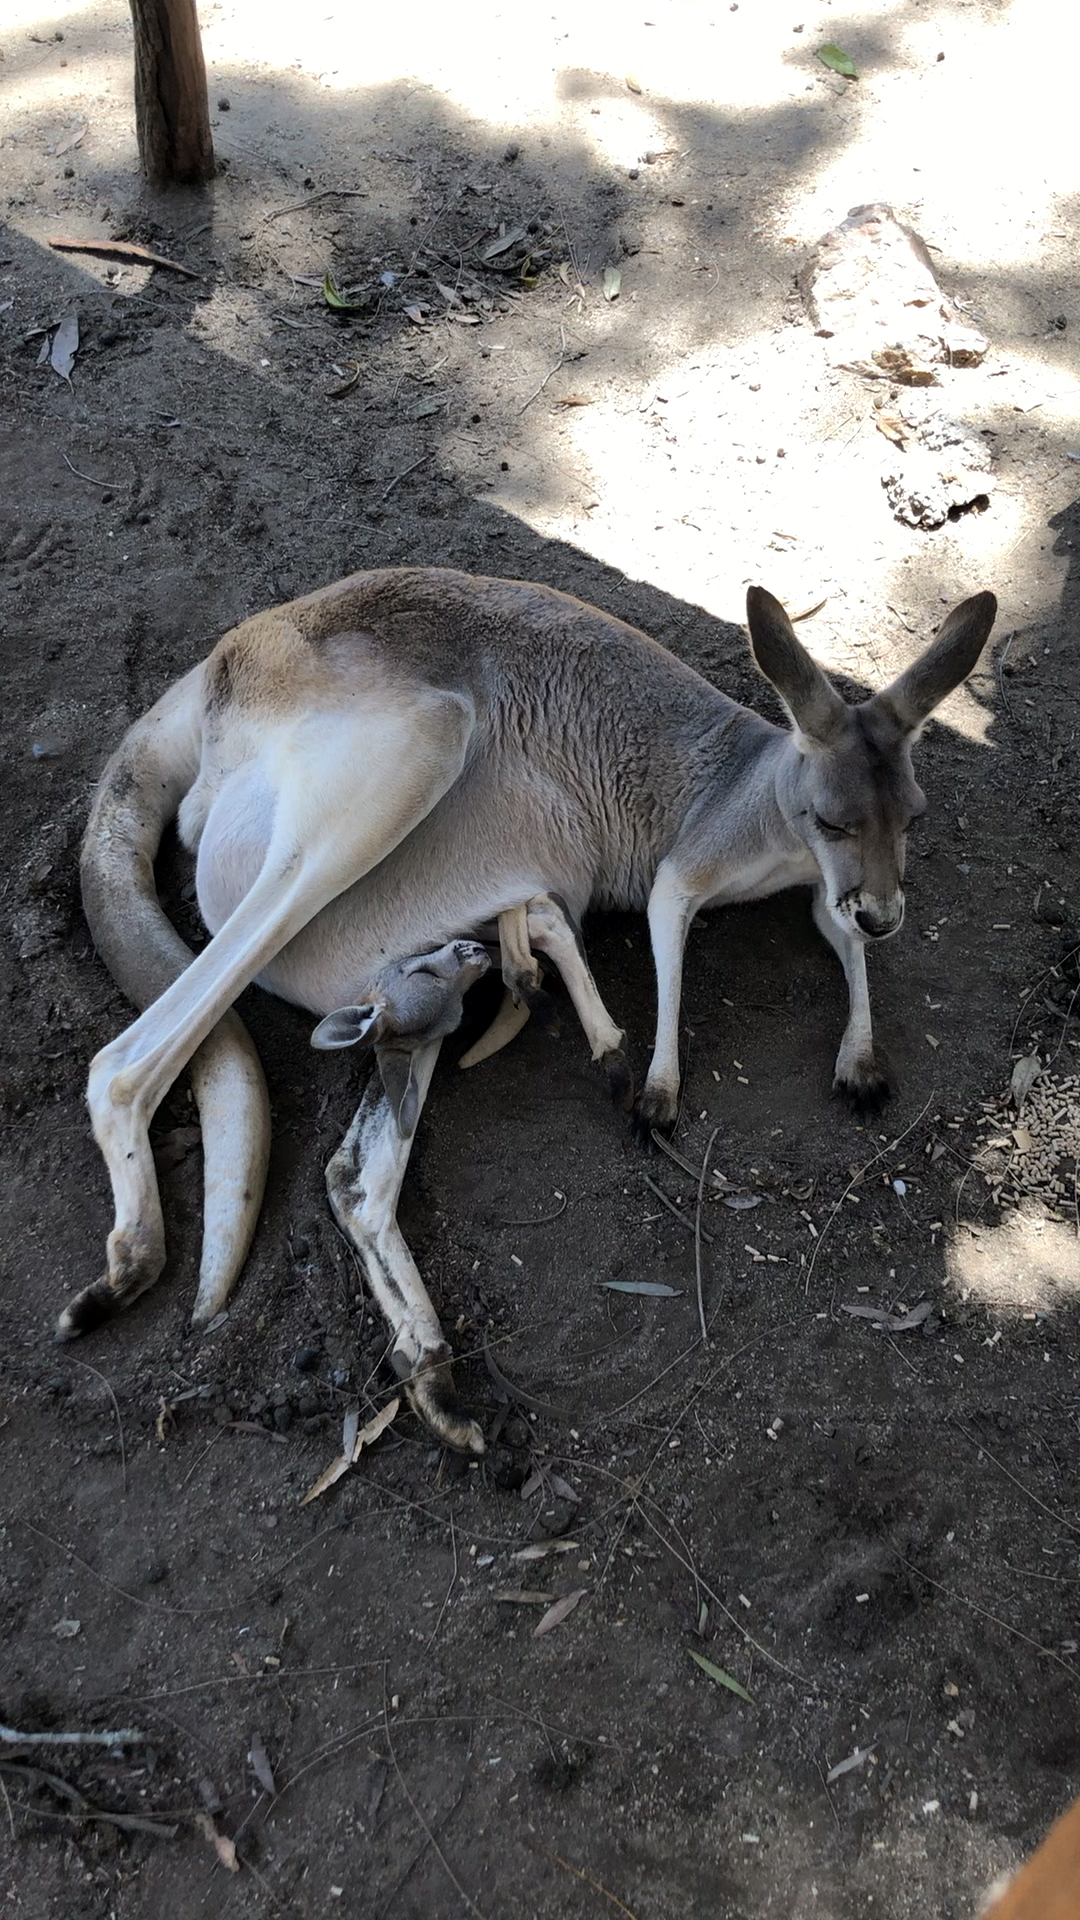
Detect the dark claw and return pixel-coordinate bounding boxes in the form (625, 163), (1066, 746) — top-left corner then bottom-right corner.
(518, 978), (560, 1037)
(630, 1085), (678, 1147)
(56, 1280), (117, 1341)
(405, 1348), (485, 1455)
(834, 1066), (892, 1118)
(601, 1046), (635, 1112)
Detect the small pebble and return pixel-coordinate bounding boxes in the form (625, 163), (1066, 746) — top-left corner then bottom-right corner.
(503, 141), (519, 162)
(292, 1345), (320, 1373)
(218, 96), (230, 110)
(331, 1367), (350, 1389)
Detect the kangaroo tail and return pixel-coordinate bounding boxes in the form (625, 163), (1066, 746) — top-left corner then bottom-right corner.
(80, 666), (271, 1324)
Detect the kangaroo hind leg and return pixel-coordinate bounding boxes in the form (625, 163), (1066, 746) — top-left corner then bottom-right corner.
(63, 690), (473, 1338)
(326, 1039), (484, 1455)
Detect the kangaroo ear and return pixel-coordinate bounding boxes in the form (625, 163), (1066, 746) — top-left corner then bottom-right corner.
(746, 586), (846, 745)
(873, 591), (997, 738)
(310, 1003), (385, 1050)
(377, 1049), (421, 1138)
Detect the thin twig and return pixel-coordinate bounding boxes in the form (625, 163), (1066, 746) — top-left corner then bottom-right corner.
(650, 1132), (705, 1181)
(550, 1852), (643, 1920)
(893, 1552), (1080, 1679)
(425, 1514), (458, 1650)
(482, 1332), (570, 1422)
(62, 452), (122, 490)
(0, 1771), (14, 1841)
(996, 629), (1017, 722)
(499, 1193), (568, 1226)
(71, 1359), (127, 1495)
(643, 1174), (714, 1243)
(695, 1128), (720, 1345)
(815, 1761), (843, 1837)
(518, 326), (568, 414)
(952, 1423), (1080, 1538)
(263, 186), (369, 221)
(48, 235), (201, 277)
(803, 1093), (935, 1296)
(383, 1697), (486, 1920)
(14, 1518), (211, 1617)
(1, 1724), (146, 1749)
(381, 454), (430, 500)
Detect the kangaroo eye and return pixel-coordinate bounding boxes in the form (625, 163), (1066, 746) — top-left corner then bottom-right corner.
(813, 813), (854, 839)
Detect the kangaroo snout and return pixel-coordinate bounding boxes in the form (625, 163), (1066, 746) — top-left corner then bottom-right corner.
(854, 898), (904, 939)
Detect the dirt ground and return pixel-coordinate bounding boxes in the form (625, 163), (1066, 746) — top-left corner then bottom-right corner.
(2, 0), (1079, 1915)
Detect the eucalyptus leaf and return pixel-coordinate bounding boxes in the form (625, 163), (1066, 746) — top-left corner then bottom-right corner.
(322, 271), (364, 311)
(602, 1280), (682, 1297)
(602, 265), (622, 301)
(687, 1648), (757, 1704)
(816, 43), (858, 78)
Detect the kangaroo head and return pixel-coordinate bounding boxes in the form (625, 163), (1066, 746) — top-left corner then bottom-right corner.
(746, 586), (997, 944)
(309, 939), (491, 1135)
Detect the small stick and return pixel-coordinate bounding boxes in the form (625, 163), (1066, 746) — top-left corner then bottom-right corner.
(0, 1771), (13, 1841)
(952, 1422), (1080, 1538)
(48, 237), (201, 277)
(381, 454), (430, 501)
(499, 1193), (568, 1226)
(518, 326), (568, 415)
(263, 187), (368, 221)
(694, 1127), (720, 1345)
(996, 628), (1017, 722)
(1, 1724), (146, 1749)
(62, 452), (122, 490)
(892, 1552), (1079, 1680)
(550, 1851), (643, 1920)
(425, 1514), (458, 1651)
(482, 1331), (569, 1422)
(71, 1359), (127, 1495)
(650, 1131), (705, 1181)
(803, 1093), (934, 1296)
(383, 1697), (486, 1920)
(643, 1173), (715, 1243)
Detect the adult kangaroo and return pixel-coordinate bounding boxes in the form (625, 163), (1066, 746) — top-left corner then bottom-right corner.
(67, 568), (997, 1451)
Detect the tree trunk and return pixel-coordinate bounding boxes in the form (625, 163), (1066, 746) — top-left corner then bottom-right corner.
(129, 0), (214, 188)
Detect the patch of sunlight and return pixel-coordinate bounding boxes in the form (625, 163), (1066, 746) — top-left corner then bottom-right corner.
(208, 0), (821, 130)
(489, 318), (1064, 678)
(948, 1213), (1080, 1317)
(782, 0), (1076, 270)
(3, 0), (97, 27)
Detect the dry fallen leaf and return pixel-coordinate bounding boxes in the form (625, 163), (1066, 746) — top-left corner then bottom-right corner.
(352, 1397), (400, 1460)
(49, 311), (79, 382)
(299, 1397), (399, 1504)
(196, 1812), (240, 1873)
(1010, 1053), (1041, 1108)
(841, 1300), (933, 1332)
(533, 1588), (588, 1637)
(247, 1737), (277, 1797)
(625, 74), (643, 93)
(511, 1541), (581, 1562)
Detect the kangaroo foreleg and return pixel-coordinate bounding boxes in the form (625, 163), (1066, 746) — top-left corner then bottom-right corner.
(636, 862), (698, 1139)
(812, 885), (890, 1114)
(326, 1041), (485, 1456)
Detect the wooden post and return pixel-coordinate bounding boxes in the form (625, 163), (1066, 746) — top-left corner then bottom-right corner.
(128, 0), (214, 188)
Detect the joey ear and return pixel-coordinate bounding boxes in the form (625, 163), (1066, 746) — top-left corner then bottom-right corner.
(310, 1003), (385, 1050)
(746, 586), (846, 744)
(377, 1049), (421, 1138)
(874, 591), (997, 736)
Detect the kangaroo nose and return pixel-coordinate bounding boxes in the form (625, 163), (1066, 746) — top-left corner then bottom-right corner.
(855, 904), (902, 939)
